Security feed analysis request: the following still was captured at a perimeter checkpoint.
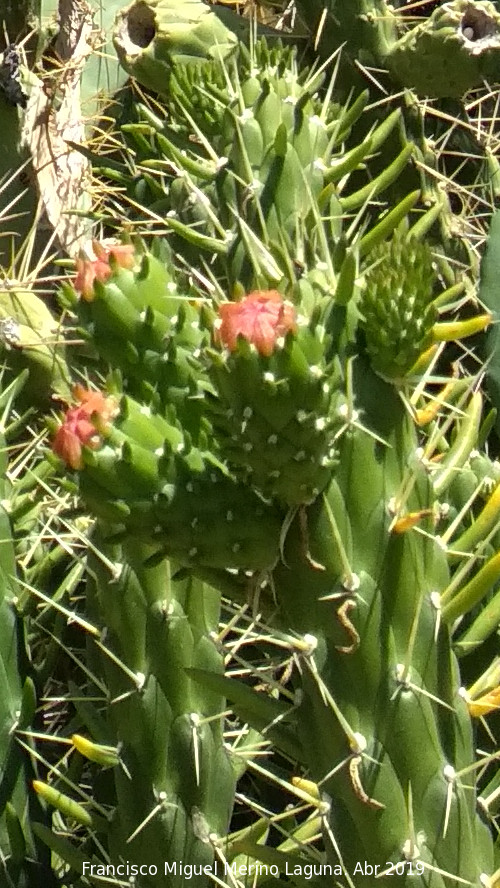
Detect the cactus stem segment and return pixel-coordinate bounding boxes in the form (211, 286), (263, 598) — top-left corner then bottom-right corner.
(395, 665), (455, 712)
(300, 650), (362, 751)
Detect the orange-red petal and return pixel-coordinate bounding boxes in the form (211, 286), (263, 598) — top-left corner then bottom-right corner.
(73, 242), (136, 300)
(216, 290), (297, 357)
(52, 388), (118, 469)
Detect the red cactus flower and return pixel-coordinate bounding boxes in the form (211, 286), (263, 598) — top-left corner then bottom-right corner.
(71, 385), (119, 424)
(52, 386), (119, 470)
(215, 290), (297, 357)
(74, 240), (136, 301)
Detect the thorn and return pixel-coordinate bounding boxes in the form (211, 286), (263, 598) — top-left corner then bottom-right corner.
(335, 599), (360, 654)
(349, 755), (385, 810)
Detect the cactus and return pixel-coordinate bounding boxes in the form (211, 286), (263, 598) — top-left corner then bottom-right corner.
(36, 17), (500, 883)
(0, 2), (495, 885)
(52, 256), (499, 885)
(0, 373), (59, 887)
(293, 0), (500, 99)
(68, 531), (236, 888)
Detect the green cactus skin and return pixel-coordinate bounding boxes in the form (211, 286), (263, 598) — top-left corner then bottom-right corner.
(73, 530), (236, 888)
(387, 1), (500, 99)
(0, 376), (57, 887)
(294, 0), (500, 100)
(479, 209), (500, 439)
(113, 0), (239, 94)
(268, 360), (494, 886)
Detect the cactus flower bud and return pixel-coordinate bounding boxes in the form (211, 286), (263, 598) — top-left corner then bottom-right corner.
(74, 240), (136, 301)
(215, 290), (297, 357)
(52, 386), (119, 470)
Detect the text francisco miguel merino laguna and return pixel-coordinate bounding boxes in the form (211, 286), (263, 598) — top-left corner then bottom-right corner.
(82, 859), (425, 879)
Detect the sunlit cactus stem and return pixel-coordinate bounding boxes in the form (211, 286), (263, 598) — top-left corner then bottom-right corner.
(294, 0), (500, 99)
(75, 529), (236, 886)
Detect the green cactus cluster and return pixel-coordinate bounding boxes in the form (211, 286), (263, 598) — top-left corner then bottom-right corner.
(359, 233), (437, 378)
(37, 25), (500, 886)
(3, 1), (500, 887)
(95, 35), (421, 288)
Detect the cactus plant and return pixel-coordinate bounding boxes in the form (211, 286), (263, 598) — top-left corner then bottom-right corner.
(0, 372), (59, 887)
(32, 16), (500, 884)
(1, 1), (500, 886)
(293, 0), (500, 99)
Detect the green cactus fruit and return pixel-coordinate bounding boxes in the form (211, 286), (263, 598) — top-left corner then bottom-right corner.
(387, 0), (500, 98)
(113, 0), (238, 94)
(207, 289), (341, 506)
(359, 232), (437, 379)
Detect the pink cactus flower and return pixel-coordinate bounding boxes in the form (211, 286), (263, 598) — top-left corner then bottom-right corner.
(215, 290), (297, 357)
(74, 240), (136, 301)
(52, 386), (118, 470)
